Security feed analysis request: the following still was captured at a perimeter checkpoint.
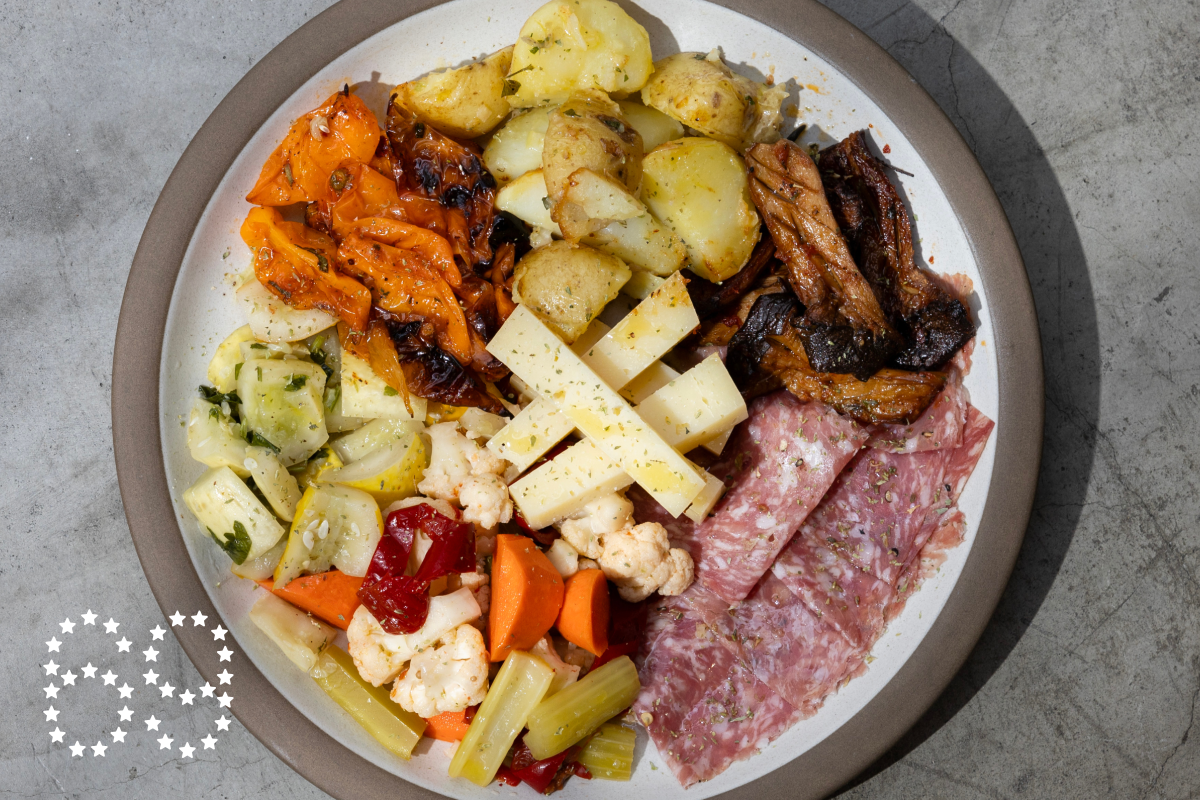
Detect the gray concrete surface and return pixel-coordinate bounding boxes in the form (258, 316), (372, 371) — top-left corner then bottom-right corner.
(1, 0), (1196, 797)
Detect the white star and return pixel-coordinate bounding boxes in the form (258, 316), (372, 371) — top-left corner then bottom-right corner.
(143, 670), (159, 685)
(111, 728), (127, 744)
(217, 647), (233, 662)
(214, 716), (231, 732)
(143, 646), (159, 662)
(116, 638), (132, 653)
(201, 733), (218, 750)
(61, 671), (77, 686)
(180, 689), (196, 706)
(104, 619), (120, 634)
(101, 671), (117, 686)
(118, 684), (134, 699)
(59, 618), (76, 635)
(217, 670), (233, 685)
(43, 660), (59, 676)
(49, 728), (65, 743)
(179, 742), (196, 759)
(150, 625), (166, 641)
(81, 610), (97, 626)
(217, 693), (233, 708)
(211, 625), (227, 640)
(160, 683), (175, 698)
(199, 682), (215, 698)
(44, 706), (59, 722)
(145, 715), (160, 731)
(91, 741), (107, 757)
(46, 637), (61, 653)
(169, 611), (185, 626)
(44, 684), (59, 699)
(157, 734), (173, 750)
(191, 611), (208, 627)
(81, 663), (97, 679)
(69, 741), (85, 757)
(118, 706), (133, 722)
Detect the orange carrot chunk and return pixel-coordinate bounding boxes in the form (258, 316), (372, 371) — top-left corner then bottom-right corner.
(489, 534), (565, 661)
(423, 710), (473, 742)
(258, 571), (364, 630)
(555, 569), (610, 657)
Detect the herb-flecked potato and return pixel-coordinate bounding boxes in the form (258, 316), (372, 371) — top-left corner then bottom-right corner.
(482, 107), (553, 183)
(511, 241), (631, 342)
(616, 100), (685, 151)
(582, 212), (688, 276)
(504, 0), (654, 109)
(641, 137), (760, 282)
(543, 90), (642, 236)
(393, 46), (514, 139)
(640, 51), (787, 150)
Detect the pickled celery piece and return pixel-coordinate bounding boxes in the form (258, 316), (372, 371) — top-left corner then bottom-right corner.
(249, 591), (335, 672)
(576, 722), (636, 780)
(447, 650), (554, 786)
(329, 417), (425, 464)
(310, 645), (425, 759)
(523, 655), (640, 760)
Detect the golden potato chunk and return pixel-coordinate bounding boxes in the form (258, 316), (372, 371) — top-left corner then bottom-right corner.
(394, 46), (514, 139)
(511, 241), (631, 342)
(482, 107), (553, 183)
(582, 212), (688, 276)
(640, 51), (787, 150)
(616, 100), (685, 151)
(504, 0), (654, 109)
(641, 137), (760, 282)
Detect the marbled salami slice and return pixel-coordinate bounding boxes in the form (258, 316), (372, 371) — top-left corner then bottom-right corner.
(668, 658), (808, 787)
(943, 405), (995, 499)
(772, 531), (895, 649)
(692, 393), (868, 603)
(628, 484), (705, 561)
(682, 576), (862, 712)
(885, 509), (966, 623)
(866, 371), (967, 453)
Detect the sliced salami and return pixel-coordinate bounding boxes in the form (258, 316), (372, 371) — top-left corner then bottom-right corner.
(866, 371), (967, 453)
(691, 393), (868, 603)
(628, 484), (705, 562)
(885, 509), (966, 623)
(943, 405), (995, 500)
(772, 531), (895, 650)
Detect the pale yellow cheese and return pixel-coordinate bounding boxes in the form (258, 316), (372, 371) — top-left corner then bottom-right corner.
(508, 439), (634, 530)
(702, 425), (734, 456)
(486, 397), (579, 473)
(634, 353), (748, 454)
(619, 360), (679, 405)
(340, 351), (427, 421)
(577, 271), (698, 389)
(489, 305), (705, 516)
(683, 470), (726, 523)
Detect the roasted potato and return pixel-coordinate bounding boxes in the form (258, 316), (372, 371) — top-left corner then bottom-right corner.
(505, 0), (653, 108)
(543, 90), (642, 235)
(495, 168), (561, 247)
(393, 46), (514, 139)
(482, 106), (553, 183)
(641, 137), (760, 282)
(511, 241), (631, 342)
(617, 100), (685, 151)
(556, 168), (646, 239)
(582, 212), (688, 276)
(640, 51), (787, 150)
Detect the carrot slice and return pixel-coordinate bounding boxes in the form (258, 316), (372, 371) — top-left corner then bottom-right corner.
(423, 710), (472, 742)
(488, 534), (565, 661)
(258, 571), (363, 630)
(555, 569), (610, 657)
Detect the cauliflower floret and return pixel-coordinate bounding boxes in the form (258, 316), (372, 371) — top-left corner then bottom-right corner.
(448, 569), (491, 618)
(459, 473), (513, 529)
(530, 634), (581, 694)
(578, 557), (601, 572)
(346, 589), (482, 687)
(546, 538), (580, 578)
(598, 522), (695, 602)
(657, 548), (695, 596)
(560, 640), (596, 674)
(557, 492), (635, 559)
(417, 422), (474, 502)
(390, 623), (489, 717)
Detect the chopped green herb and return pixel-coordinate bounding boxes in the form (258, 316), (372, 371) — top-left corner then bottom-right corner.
(198, 385), (241, 406)
(502, 79), (521, 97)
(210, 521), (252, 565)
(413, 122), (426, 138)
(328, 167), (351, 192)
(383, 385), (399, 397)
(282, 162), (294, 186)
(284, 374), (309, 392)
(246, 431), (281, 453)
(234, 362), (243, 380)
(301, 247), (329, 273)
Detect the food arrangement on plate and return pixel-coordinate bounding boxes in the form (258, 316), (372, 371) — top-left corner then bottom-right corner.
(177, 0), (994, 791)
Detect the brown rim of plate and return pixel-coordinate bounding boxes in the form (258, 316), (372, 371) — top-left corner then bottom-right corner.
(111, 1), (1043, 798)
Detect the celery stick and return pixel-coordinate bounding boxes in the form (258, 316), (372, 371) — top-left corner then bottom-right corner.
(576, 722), (636, 780)
(310, 646), (425, 759)
(448, 650), (555, 786)
(523, 656), (640, 760)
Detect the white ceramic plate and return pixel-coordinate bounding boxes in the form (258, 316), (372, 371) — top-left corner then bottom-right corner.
(156, 1), (1000, 796)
